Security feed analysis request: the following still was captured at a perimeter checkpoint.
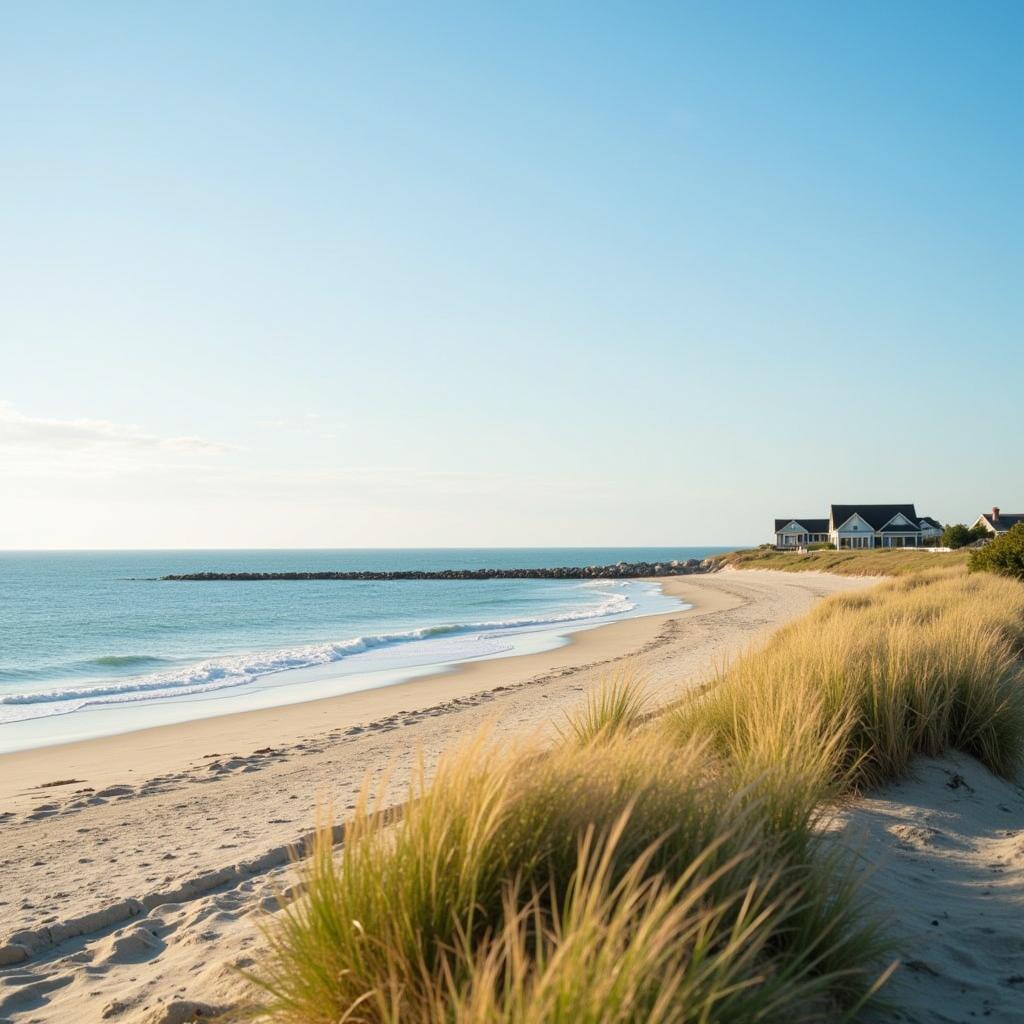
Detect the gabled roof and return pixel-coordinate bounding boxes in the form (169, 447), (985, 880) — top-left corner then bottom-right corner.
(774, 518), (829, 534)
(919, 517), (943, 530)
(830, 504), (918, 532)
(879, 521), (921, 533)
(979, 512), (1024, 532)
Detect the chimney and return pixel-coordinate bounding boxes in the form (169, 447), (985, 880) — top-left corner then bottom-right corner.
(992, 506), (1001, 523)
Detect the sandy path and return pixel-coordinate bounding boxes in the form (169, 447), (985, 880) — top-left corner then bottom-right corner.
(842, 755), (1024, 1023)
(0, 570), (875, 1022)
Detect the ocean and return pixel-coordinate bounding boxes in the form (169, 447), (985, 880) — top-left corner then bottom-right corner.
(0, 547), (730, 751)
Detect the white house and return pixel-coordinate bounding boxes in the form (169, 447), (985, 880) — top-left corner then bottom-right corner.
(773, 518), (830, 548)
(774, 504), (943, 550)
(972, 507), (1024, 537)
(919, 516), (944, 543)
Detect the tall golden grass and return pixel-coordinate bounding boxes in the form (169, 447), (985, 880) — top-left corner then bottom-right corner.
(249, 566), (1023, 1023)
(713, 548), (970, 576)
(666, 569), (1024, 789)
(251, 732), (887, 1023)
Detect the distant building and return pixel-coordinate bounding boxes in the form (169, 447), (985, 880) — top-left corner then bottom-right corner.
(774, 504), (943, 550)
(773, 518), (830, 546)
(972, 507), (1024, 537)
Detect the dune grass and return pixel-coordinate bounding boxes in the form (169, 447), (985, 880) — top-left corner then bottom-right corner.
(249, 564), (1024, 1023)
(558, 663), (650, 743)
(665, 569), (1024, 789)
(251, 732), (888, 1023)
(712, 547), (970, 576)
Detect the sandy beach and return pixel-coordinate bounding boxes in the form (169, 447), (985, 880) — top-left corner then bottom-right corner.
(2, 569), (1023, 1023)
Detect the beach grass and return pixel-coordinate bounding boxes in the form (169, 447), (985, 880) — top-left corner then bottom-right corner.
(250, 731), (888, 1023)
(665, 569), (1024, 789)
(249, 563), (1024, 1023)
(712, 547), (970, 576)
(557, 663), (650, 744)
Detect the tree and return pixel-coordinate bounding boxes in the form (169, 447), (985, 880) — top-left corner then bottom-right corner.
(969, 523), (1024, 581)
(941, 523), (973, 549)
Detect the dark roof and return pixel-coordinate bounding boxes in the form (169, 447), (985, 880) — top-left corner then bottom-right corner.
(920, 517), (943, 530)
(879, 522), (921, 533)
(774, 518), (829, 533)
(830, 504), (918, 532)
(980, 512), (1024, 532)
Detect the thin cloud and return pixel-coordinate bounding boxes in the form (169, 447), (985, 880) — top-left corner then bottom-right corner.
(0, 401), (232, 454)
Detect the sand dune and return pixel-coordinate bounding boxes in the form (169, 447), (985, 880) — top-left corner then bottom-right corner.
(8, 570), (1020, 1022)
(842, 754), (1024, 1023)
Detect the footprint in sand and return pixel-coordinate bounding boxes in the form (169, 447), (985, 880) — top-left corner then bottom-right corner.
(888, 823), (948, 851)
(95, 785), (135, 798)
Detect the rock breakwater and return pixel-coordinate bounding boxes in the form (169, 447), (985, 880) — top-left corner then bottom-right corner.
(162, 560), (716, 582)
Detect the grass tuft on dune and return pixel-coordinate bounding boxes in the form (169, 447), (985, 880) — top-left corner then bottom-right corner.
(558, 663), (650, 744)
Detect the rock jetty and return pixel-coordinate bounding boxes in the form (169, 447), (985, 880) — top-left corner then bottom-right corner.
(162, 559), (716, 582)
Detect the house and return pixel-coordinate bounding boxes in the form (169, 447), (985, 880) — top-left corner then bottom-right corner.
(972, 507), (1024, 537)
(773, 519), (830, 548)
(919, 517), (944, 543)
(774, 504), (944, 550)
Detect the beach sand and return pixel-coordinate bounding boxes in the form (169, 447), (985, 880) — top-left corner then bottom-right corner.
(2, 569), (1021, 1022)
(841, 754), (1024, 1023)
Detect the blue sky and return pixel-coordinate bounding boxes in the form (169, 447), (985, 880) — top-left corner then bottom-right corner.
(1, 2), (1021, 547)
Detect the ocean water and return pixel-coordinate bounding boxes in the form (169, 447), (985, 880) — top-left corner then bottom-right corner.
(0, 548), (729, 752)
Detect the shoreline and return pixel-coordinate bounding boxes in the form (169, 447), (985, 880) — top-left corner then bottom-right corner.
(0, 577), (714, 795)
(0, 570), (881, 1022)
(0, 579), (680, 756)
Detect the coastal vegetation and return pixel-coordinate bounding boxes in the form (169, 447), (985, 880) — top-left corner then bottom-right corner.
(558, 664), (651, 743)
(251, 729), (889, 1023)
(969, 522), (1024, 581)
(710, 547), (970, 576)
(667, 568), (1024, 787)
(941, 522), (989, 549)
(249, 563), (1024, 1023)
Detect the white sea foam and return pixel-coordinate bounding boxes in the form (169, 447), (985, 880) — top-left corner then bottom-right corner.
(0, 589), (636, 724)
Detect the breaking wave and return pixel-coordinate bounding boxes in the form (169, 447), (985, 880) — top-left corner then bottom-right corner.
(0, 590), (635, 723)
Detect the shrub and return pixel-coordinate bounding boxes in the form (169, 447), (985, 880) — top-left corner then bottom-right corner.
(942, 524), (973, 549)
(969, 523), (1024, 581)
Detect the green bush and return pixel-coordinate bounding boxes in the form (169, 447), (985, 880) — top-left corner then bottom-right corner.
(942, 524), (972, 549)
(969, 523), (1024, 581)
(807, 541), (835, 550)
(943, 523), (991, 548)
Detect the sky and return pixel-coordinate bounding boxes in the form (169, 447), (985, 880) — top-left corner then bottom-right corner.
(1, 1), (1021, 549)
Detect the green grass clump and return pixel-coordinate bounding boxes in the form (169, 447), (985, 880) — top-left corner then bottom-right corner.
(559, 664), (649, 743)
(439, 815), (871, 1024)
(250, 730), (888, 1023)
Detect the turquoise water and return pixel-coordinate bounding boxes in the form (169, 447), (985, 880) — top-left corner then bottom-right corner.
(0, 548), (728, 750)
